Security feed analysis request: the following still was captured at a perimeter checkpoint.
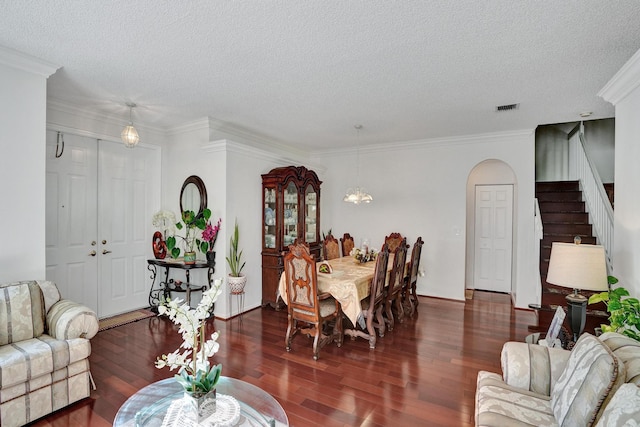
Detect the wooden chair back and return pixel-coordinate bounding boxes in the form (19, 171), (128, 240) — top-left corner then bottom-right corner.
(389, 238), (408, 292)
(385, 232), (404, 253)
(283, 242), (319, 324)
(367, 243), (390, 314)
(323, 234), (341, 260)
(340, 233), (355, 257)
(408, 237), (424, 285)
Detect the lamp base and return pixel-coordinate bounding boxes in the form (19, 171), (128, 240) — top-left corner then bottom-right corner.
(566, 291), (587, 343)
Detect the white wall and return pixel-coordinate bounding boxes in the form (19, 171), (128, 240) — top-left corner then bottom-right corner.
(599, 48), (640, 297)
(317, 130), (537, 308)
(583, 119), (615, 183)
(0, 49), (57, 281)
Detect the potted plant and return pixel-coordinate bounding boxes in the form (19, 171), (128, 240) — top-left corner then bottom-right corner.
(201, 217), (222, 266)
(589, 276), (640, 342)
(226, 219), (246, 293)
(166, 209), (211, 264)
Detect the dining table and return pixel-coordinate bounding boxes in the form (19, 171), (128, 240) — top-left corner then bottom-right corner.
(277, 255), (395, 327)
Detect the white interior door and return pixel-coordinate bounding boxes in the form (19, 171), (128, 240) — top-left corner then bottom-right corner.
(46, 132), (99, 312)
(474, 185), (513, 293)
(46, 132), (160, 318)
(98, 140), (160, 317)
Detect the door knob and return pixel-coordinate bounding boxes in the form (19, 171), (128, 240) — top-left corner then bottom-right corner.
(102, 240), (107, 244)
(91, 241), (97, 246)
(103, 250), (112, 254)
(89, 250), (96, 256)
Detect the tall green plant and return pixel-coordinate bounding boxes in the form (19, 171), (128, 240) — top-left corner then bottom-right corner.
(589, 276), (640, 342)
(226, 220), (245, 277)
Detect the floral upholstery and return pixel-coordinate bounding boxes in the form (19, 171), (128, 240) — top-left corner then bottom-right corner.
(593, 384), (640, 427)
(501, 341), (570, 395)
(0, 280), (98, 427)
(476, 333), (623, 427)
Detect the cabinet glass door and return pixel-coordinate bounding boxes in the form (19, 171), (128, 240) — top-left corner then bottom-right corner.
(283, 182), (298, 247)
(304, 184), (317, 243)
(264, 187), (276, 248)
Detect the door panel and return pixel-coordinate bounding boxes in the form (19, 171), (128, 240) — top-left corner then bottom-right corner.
(45, 132), (99, 312)
(474, 185), (513, 293)
(98, 140), (160, 317)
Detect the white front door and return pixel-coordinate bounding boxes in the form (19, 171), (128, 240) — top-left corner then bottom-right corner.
(474, 185), (513, 293)
(46, 132), (99, 311)
(46, 132), (160, 318)
(98, 140), (159, 317)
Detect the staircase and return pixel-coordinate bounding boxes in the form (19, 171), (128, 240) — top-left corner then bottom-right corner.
(535, 181), (607, 334)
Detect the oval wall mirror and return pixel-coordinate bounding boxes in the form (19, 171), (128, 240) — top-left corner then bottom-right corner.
(180, 175), (208, 218)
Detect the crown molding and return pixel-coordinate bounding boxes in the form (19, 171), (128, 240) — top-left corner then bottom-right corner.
(0, 45), (59, 77)
(202, 139), (326, 173)
(47, 97), (166, 137)
(312, 129), (534, 157)
(599, 48), (640, 105)
(44, 122), (161, 152)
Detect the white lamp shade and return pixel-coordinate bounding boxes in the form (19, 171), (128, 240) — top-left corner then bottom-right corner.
(546, 242), (608, 292)
(121, 124), (139, 148)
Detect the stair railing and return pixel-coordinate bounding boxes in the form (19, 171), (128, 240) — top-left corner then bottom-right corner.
(570, 122), (614, 271)
(534, 198), (543, 304)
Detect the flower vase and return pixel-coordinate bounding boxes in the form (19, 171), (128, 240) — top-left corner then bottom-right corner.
(152, 231), (167, 259)
(183, 388), (216, 423)
(206, 250), (216, 267)
(184, 251), (197, 264)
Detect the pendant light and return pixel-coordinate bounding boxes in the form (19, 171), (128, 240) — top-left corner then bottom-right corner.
(121, 102), (140, 148)
(343, 125), (373, 204)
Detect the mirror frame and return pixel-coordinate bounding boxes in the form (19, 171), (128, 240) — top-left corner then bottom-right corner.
(180, 175), (208, 218)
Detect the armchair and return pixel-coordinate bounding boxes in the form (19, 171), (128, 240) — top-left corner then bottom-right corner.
(0, 280), (98, 427)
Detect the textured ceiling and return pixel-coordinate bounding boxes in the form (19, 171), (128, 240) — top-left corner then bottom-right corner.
(1, 1), (640, 149)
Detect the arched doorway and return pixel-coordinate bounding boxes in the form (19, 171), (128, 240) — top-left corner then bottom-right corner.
(465, 159), (517, 296)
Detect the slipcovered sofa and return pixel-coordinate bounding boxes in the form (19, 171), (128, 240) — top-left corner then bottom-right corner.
(475, 332), (640, 426)
(0, 280), (98, 427)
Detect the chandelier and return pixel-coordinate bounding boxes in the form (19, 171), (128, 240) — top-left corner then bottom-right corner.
(121, 102), (140, 148)
(343, 125), (373, 204)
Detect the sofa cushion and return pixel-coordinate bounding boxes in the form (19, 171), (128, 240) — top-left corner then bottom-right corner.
(501, 341), (571, 395)
(0, 282), (45, 345)
(476, 371), (557, 427)
(551, 333), (622, 426)
(0, 335), (91, 390)
(594, 383), (640, 427)
(600, 332), (640, 386)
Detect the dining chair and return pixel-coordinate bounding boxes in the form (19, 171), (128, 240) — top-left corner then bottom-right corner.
(344, 243), (390, 349)
(384, 232), (404, 253)
(340, 233), (355, 257)
(283, 242), (342, 360)
(323, 233), (341, 260)
(384, 238), (408, 331)
(403, 237), (424, 316)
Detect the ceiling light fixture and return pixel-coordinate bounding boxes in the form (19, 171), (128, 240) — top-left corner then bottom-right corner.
(343, 125), (373, 204)
(121, 102), (139, 148)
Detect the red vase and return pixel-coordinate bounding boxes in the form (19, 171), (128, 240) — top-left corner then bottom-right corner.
(152, 231), (167, 259)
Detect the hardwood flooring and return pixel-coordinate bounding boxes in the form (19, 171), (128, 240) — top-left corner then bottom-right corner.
(31, 291), (536, 427)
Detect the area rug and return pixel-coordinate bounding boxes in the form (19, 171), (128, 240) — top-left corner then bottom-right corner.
(98, 309), (155, 331)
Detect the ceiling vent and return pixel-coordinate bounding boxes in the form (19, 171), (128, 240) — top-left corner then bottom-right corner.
(496, 103), (519, 112)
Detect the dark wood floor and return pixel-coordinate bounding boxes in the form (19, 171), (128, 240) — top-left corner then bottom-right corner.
(31, 291), (536, 427)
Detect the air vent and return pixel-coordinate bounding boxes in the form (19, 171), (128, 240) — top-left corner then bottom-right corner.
(496, 103), (519, 112)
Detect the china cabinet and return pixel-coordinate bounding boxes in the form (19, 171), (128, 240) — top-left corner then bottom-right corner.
(261, 166), (321, 308)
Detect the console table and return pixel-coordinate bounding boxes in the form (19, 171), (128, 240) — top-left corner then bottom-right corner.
(147, 259), (214, 310)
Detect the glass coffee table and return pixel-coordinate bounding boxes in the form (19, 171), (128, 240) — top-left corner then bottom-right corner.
(114, 376), (289, 427)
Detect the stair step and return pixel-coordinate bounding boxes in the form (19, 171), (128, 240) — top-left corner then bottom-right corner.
(536, 181), (580, 192)
(540, 212), (589, 224)
(543, 223), (592, 235)
(536, 191), (584, 202)
(538, 201), (585, 213)
(541, 235), (597, 247)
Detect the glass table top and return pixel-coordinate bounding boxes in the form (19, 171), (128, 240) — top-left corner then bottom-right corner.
(114, 377), (288, 427)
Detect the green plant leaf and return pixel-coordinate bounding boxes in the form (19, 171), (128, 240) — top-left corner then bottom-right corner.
(588, 291), (609, 305)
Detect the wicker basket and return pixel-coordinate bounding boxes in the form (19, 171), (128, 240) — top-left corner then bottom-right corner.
(228, 274), (247, 294)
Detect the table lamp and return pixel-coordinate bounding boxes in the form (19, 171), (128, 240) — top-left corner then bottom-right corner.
(545, 240), (608, 342)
